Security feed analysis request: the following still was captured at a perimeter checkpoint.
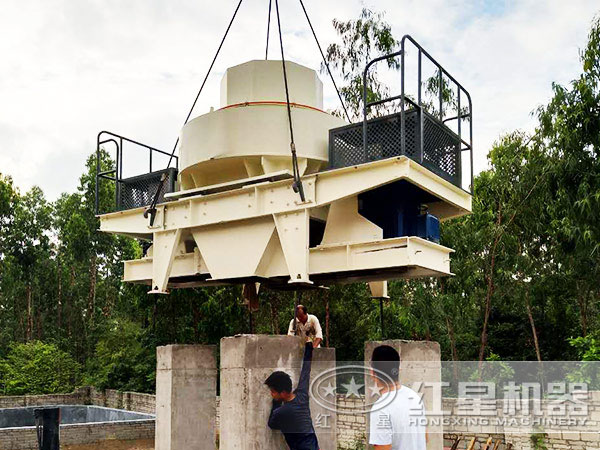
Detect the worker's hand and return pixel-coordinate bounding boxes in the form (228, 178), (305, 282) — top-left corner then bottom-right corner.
(312, 338), (322, 348)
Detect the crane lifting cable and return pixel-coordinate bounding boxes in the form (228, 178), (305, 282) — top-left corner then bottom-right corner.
(267, 0), (348, 121)
(145, 0), (244, 226)
(297, 0), (351, 123)
(144, 0), (352, 223)
(265, 0), (272, 59)
(274, 0), (305, 202)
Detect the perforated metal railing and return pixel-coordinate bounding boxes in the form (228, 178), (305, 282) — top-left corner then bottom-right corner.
(330, 111), (460, 185)
(95, 131), (178, 215)
(329, 35), (473, 192)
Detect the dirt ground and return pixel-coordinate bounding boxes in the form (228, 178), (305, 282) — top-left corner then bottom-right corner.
(63, 439), (154, 450)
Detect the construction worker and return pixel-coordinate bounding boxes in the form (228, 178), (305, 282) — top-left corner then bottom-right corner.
(288, 304), (323, 348)
(369, 345), (427, 450)
(265, 341), (319, 450)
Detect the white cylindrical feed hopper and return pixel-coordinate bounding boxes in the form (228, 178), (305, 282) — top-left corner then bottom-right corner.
(178, 60), (347, 190)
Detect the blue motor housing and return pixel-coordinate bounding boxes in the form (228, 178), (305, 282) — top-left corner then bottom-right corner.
(412, 213), (440, 243)
(358, 180), (441, 243)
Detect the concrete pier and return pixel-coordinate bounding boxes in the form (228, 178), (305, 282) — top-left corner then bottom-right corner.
(364, 340), (443, 450)
(155, 345), (217, 450)
(220, 334), (337, 450)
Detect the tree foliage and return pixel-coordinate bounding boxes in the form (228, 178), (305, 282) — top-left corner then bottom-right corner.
(0, 11), (599, 397)
(0, 341), (81, 395)
(324, 8), (399, 120)
(84, 319), (155, 393)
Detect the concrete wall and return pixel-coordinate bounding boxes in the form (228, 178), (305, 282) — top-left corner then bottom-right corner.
(441, 394), (600, 450)
(0, 388), (89, 409)
(336, 397), (367, 449)
(2, 390), (600, 450)
(220, 334), (337, 450)
(333, 395), (600, 450)
(0, 387), (155, 416)
(89, 388), (155, 415)
(0, 405), (151, 428)
(155, 345), (217, 450)
(0, 389), (156, 450)
(0, 420), (154, 450)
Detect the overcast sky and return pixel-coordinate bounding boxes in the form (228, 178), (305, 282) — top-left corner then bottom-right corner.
(0, 0), (598, 200)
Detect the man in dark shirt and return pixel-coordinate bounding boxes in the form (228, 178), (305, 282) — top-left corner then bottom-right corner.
(264, 342), (320, 450)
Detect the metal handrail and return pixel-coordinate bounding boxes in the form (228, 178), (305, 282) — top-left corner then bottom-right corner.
(362, 35), (473, 193)
(362, 50), (403, 155)
(95, 131), (179, 215)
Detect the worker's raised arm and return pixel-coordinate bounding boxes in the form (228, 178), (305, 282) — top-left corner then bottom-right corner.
(296, 341), (313, 395)
(312, 316), (323, 348)
(287, 318), (295, 336)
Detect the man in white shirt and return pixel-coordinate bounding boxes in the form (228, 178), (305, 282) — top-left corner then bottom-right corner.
(369, 345), (427, 450)
(287, 305), (323, 348)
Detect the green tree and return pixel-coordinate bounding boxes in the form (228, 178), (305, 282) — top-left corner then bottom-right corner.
(0, 174), (17, 230)
(52, 150), (142, 362)
(0, 341), (81, 395)
(324, 8), (399, 120)
(570, 333), (600, 361)
(535, 16), (600, 338)
(0, 186), (54, 343)
(85, 319), (155, 393)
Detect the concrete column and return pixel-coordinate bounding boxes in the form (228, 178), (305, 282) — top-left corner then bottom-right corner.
(155, 345), (217, 450)
(365, 340), (443, 450)
(220, 334), (336, 450)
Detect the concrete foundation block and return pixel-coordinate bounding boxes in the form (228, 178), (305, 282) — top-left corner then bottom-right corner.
(220, 334), (336, 450)
(155, 345), (217, 450)
(365, 340), (443, 450)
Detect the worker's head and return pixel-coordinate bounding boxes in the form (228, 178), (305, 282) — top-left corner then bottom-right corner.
(264, 371), (293, 401)
(296, 304), (308, 322)
(370, 345), (400, 387)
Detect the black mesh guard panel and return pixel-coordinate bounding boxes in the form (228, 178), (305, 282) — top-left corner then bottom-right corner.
(328, 110), (461, 188)
(118, 167), (178, 211)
